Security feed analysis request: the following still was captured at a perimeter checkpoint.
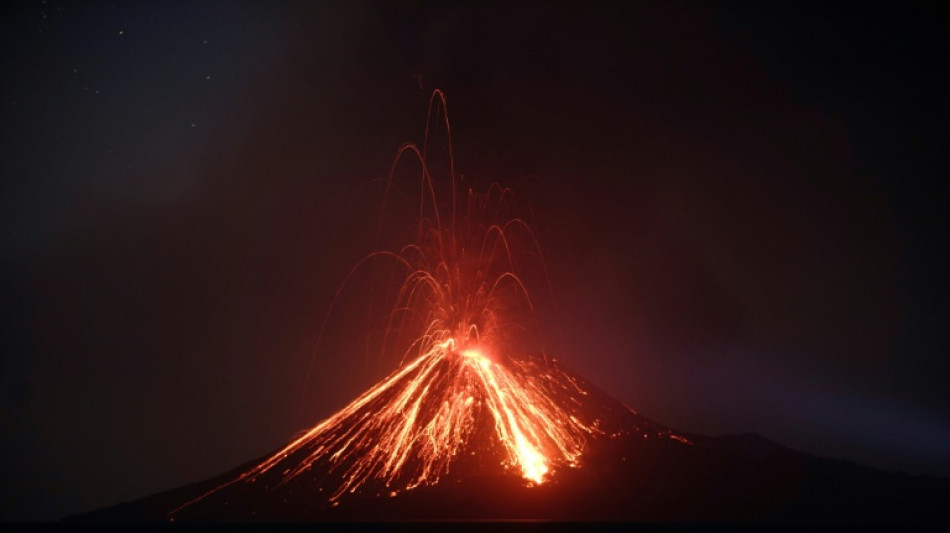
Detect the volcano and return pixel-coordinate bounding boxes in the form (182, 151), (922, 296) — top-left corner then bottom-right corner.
(96, 349), (687, 521)
(68, 92), (950, 523)
(71, 353), (949, 523)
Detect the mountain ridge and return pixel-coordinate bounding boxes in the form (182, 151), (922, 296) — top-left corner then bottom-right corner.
(67, 417), (950, 522)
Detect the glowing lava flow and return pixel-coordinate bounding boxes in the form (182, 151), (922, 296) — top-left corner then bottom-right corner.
(240, 338), (593, 500)
(168, 91), (612, 519)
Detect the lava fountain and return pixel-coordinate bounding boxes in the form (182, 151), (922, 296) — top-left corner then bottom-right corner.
(168, 91), (673, 520)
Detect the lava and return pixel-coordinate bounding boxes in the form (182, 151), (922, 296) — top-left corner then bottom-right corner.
(246, 338), (592, 498)
(168, 91), (614, 519)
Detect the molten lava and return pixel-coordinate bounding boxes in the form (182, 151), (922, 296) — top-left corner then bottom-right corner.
(237, 338), (593, 500)
(167, 91), (681, 520)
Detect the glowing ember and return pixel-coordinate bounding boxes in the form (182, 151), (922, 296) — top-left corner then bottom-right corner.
(168, 91), (671, 520)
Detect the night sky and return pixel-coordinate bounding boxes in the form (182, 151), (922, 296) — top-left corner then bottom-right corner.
(2, 1), (948, 521)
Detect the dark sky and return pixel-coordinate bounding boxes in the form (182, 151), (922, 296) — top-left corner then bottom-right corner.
(2, 0), (947, 521)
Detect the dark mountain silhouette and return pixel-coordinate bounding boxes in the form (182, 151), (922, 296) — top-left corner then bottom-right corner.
(70, 433), (950, 522)
(67, 355), (949, 523)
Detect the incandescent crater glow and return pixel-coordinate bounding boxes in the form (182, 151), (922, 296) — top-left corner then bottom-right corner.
(460, 347), (488, 364)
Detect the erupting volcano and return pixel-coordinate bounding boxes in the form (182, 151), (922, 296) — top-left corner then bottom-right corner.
(72, 92), (950, 523)
(163, 90), (686, 520)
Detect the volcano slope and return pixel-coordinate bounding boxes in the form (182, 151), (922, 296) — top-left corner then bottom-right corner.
(70, 354), (949, 523)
